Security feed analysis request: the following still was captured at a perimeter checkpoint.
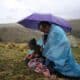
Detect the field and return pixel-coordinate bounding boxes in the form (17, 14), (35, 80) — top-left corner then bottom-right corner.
(0, 42), (80, 80)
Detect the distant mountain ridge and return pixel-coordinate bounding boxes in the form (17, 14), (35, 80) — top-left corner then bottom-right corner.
(69, 19), (80, 32)
(0, 19), (80, 42)
(0, 23), (42, 42)
(0, 19), (80, 31)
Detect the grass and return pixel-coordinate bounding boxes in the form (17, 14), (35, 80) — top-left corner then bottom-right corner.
(0, 43), (44, 80)
(72, 47), (80, 63)
(0, 43), (80, 80)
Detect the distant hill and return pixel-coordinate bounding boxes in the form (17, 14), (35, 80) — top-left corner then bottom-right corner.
(69, 20), (80, 37)
(0, 19), (80, 42)
(0, 23), (42, 42)
(69, 19), (80, 32)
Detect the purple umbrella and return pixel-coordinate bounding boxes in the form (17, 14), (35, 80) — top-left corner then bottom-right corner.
(18, 13), (72, 32)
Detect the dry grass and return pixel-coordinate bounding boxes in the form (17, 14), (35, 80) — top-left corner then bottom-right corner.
(0, 43), (80, 80)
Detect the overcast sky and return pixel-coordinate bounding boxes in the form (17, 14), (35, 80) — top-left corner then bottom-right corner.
(0, 0), (80, 23)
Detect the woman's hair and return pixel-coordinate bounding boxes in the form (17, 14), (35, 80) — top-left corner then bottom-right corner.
(38, 21), (51, 29)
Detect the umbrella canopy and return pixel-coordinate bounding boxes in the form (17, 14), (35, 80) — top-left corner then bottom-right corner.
(18, 13), (72, 32)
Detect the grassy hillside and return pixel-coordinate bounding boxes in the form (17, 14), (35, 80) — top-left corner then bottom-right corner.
(0, 23), (42, 42)
(0, 20), (80, 42)
(69, 20), (80, 37)
(69, 19), (80, 32)
(0, 43), (80, 80)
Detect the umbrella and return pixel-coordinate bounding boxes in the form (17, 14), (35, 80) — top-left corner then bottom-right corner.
(18, 13), (72, 32)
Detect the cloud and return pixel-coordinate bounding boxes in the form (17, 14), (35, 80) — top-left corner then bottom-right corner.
(0, 0), (80, 23)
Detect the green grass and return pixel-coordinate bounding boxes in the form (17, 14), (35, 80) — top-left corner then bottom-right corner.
(72, 48), (80, 63)
(0, 43), (80, 80)
(0, 43), (44, 80)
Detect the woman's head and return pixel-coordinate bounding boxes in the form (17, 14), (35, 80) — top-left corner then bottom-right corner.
(38, 21), (51, 33)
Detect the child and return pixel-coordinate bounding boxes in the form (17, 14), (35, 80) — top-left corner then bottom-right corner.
(24, 38), (43, 64)
(24, 38), (51, 78)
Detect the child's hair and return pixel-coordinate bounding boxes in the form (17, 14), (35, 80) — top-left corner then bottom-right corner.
(29, 38), (37, 46)
(28, 38), (42, 57)
(28, 38), (37, 50)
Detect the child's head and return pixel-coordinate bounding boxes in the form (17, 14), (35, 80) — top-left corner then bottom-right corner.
(28, 38), (42, 58)
(28, 38), (37, 50)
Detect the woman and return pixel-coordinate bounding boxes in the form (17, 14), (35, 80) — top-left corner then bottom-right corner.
(38, 21), (80, 77)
